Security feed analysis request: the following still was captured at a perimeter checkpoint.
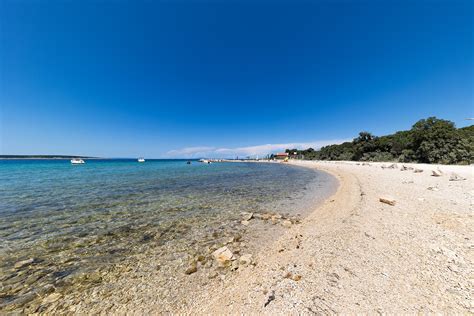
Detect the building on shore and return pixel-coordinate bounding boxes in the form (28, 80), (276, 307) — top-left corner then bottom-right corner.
(274, 152), (289, 160)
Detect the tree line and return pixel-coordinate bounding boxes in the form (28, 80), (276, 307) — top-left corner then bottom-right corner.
(285, 117), (474, 164)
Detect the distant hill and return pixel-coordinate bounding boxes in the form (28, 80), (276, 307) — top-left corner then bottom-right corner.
(0, 155), (96, 159)
(284, 117), (474, 164)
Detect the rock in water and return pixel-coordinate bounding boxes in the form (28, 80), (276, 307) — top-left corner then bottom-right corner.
(379, 197), (396, 206)
(185, 262), (197, 275)
(241, 212), (253, 221)
(212, 246), (234, 267)
(241, 220), (250, 226)
(281, 220), (292, 228)
(414, 168), (423, 173)
(14, 258), (34, 269)
(449, 173), (466, 181)
(261, 213), (272, 220)
(42, 293), (62, 304)
(239, 254), (253, 266)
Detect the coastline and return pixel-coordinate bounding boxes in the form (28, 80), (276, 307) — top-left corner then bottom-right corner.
(5, 161), (334, 314)
(183, 160), (472, 313)
(4, 160), (471, 313)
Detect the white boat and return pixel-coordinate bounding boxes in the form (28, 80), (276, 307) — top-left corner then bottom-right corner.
(199, 159), (211, 164)
(71, 158), (85, 164)
(138, 157), (145, 163)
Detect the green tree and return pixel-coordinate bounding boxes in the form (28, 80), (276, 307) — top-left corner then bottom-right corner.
(411, 117), (461, 163)
(283, 117), (473, 164)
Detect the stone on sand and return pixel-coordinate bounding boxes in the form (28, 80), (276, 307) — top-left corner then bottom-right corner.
(212, 246), (235, 267)
(379, 197), (396, 206)
(239, 254), (253, 266)
(432, 169), (443, 177)
(449, 173), (466, 181)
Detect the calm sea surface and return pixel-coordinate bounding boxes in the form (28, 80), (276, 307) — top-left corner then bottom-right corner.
(0, 159), (336, 312)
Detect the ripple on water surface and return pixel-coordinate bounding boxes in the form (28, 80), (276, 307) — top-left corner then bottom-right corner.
(0, 159), (336, 313)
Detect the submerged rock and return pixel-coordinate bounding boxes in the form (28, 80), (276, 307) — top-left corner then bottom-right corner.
(42, 292), (62, 304)
(185, 263), (197, 275)
(14, 258), (35, 269)
(260, 213), (272, 220)
(196, 255), (206, 262)
(232, 234), (242, 242)
(6, 292), (37, 310)
(241, 212), (254, 221)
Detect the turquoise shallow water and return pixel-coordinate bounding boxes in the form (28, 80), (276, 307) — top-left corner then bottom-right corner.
(0, 159), (336, 312)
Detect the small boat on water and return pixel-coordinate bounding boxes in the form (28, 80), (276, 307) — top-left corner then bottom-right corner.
(199, 159), (211, 164)
(186, 161), (191, 164)
(71, 158), (85, 165)
(138, 157), (145, 163)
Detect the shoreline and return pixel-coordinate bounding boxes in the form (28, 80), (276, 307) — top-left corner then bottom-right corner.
(183, 160), (472, 313)
(4, 160), (471, 313)
(4, 161), (335, 314)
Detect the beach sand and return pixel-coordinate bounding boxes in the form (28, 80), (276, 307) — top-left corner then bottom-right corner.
(39, 160), (473, 314)
(181, 160), (473, 314)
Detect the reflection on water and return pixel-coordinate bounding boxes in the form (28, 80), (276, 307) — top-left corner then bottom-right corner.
(0, 159), (335, 312)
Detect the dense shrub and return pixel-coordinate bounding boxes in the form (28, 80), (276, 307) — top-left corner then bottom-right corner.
(290, 117), (474, 164)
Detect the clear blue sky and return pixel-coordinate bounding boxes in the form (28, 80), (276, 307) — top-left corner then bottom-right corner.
(1, 0), (473, 158)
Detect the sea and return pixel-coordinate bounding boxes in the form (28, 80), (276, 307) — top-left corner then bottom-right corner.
(0, 159), (336, 312)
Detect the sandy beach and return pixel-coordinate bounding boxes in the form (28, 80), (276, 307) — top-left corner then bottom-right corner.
(180, 160), (473, 314)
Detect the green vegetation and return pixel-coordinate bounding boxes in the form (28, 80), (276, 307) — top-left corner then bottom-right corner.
(287, 117), (474, 164)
